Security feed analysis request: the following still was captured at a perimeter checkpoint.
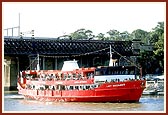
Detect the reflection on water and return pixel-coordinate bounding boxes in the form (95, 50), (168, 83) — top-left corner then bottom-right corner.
(3, 91), (165, 112)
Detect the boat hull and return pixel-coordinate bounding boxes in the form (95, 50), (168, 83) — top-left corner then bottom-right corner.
(23, 95), (140, 103)
(18, 80), (145, 103)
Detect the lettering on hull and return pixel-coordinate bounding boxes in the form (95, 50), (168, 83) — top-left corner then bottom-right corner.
(112, 84), (125, 87)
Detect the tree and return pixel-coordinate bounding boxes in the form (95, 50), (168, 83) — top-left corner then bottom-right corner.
(107, 29), (120, 40)
(70, 28), (95, 40)
(154, 34), (164, 56)
(56, 21), (164, 75)
(149, 22), (164, 44)
(131, 29), (149, 44)
(119, 31), (131, 41)
(152, 22), (164, 71)
(137, 22), (164, 75)
(58, 35), (72, 40)
(96, 33), (105, 40)
(85, 30), (95, 40)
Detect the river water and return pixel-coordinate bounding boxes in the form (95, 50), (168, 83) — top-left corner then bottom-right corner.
(3, 91), (165, 113)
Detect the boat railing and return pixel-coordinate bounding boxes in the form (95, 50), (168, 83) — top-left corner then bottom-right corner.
(23, 70), (95, 82)
(26, 76), (95, 82)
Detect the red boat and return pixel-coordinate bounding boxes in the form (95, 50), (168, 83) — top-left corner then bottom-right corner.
(17, 46), (146, 102)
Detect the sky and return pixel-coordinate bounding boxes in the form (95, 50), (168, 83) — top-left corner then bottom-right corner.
(2, 2), (166, 38)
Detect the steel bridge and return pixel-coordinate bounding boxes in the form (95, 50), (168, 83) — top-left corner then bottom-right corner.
(4, 38), (137, 57)
(4, 37), (141, 90)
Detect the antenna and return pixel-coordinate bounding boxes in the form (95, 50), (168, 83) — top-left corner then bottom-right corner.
(4, 13), (21, 37)
(110, 45), (112, 59)
(36, 54), (40, 70)
(109, 45), (117, 66)
(109, 45), (113, 66)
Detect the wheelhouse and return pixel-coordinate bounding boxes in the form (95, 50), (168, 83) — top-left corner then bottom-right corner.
(94, 66), (137, 83)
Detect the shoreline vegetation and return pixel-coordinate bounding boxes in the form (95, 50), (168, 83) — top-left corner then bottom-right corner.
(57, 22), (164, 76)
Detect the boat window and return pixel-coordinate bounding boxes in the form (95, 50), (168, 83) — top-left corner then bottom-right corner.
(91, 85), (94, 89)
(95, 71), (101, 76)
(62, 84), (101, 91)
(125, 69), (129, 74)
(55, 85), (59, 90)
(98, 84), (100, 87)
(86, 85), (90, 90)
(75, 86), (79, 90)
(27, 84), (32, 89)
(73, 73), (76, 78)
(130, 70), (134, 74)
(45, 85), (49, 89)
(66, 86), (70, 90)
(86, 72), (94, 78)
(62, 74), (66, 80)
(79, 86), (83, 90)
(95, 66), (136, 76)
(40, 85), (45, 90)
(26, 74), (37, 79)
(68, 74), (71, 78)
(107, 70), (110, 75)
(48, 85), (55, 90)
(83, 85), (86, 90)
(61, 85), (65, 90)
(70, 86), (74, 90)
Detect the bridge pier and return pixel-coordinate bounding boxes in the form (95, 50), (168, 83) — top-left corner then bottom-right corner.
(4, 58), (11, 91)
(4, 57), (18, 91)
(55, 58), (58, 70)
(43, 57), (45, 70)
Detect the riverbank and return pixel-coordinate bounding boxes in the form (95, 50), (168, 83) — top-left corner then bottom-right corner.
(4, 90), (18, 94)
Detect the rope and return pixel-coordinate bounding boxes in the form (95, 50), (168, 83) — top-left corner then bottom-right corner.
(27, 46), (140, 70)
(71, 47), (109, 57)
(110, 47), (141, 69)
(39, 47), (109, 58)
(26, 56), (38, 70)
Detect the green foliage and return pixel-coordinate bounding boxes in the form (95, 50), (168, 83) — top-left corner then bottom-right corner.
(120, 31), (131, 41)
(152, 22), (164, 56)
(107, 29), (120, 40)
(150, 22), (164, 44)
(154, 34), (164, 57)
(152, 22), (164, 71)
(138, 22), (164, 75)
(70, 28), (95, 40)
(131, 29), (149, 44)
(57, 22), (164, 75)
(96, 33), (105, 40)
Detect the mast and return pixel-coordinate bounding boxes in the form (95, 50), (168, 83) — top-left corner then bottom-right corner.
(109, 45), (113, 66)
(109, 45), (117, 66)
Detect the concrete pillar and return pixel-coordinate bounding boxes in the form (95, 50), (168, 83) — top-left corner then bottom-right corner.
(16, 57), (19, 73)
(80, 57), (82, 67)
(43, 57), (45, 70)
(10, 59), (18, 90)
(55, 58), (57, 70)
(4, 59), (11, 91)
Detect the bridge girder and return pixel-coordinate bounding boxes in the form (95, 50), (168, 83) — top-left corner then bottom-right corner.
(4, 38), (135, 58)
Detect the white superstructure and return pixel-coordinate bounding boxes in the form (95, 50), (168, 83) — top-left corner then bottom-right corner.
(61, 60), (79, 71)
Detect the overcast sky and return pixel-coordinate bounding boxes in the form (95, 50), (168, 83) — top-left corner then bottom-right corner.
(3, 2), (165, 38)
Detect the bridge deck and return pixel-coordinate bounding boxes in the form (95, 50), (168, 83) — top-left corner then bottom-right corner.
(4, 38), (134, 57)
